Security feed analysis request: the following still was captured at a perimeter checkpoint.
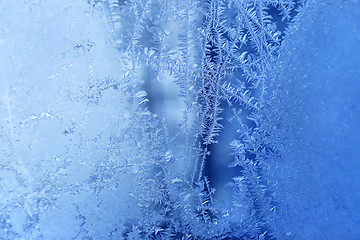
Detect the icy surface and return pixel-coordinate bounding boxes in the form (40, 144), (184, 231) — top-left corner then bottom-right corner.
(0, 1), (151, 238)
(0, 0), (359, 239)
(268, 1), (360, 238)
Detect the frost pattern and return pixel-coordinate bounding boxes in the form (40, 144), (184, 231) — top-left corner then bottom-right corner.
(1, 0), (360, 239)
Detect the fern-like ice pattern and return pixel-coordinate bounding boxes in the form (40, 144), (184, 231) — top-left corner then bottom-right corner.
(0, 0), (359, 239)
